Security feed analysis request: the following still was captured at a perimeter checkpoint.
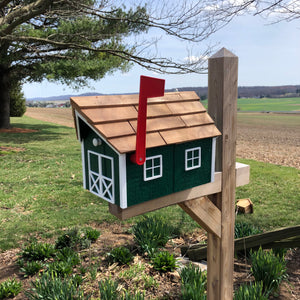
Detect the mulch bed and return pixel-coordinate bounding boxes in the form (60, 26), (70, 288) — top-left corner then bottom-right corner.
(0, 127), (38, 133)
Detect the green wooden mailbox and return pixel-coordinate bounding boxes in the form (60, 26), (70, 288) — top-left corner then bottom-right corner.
(71, 77), (221, 209)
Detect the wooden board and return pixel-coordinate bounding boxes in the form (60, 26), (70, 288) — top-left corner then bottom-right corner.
(160, 124), (221, 144)
(130, 116), (186, 132)
(82, 106), (137, 123)
(135, 103), (172, 118)
(182, 226), (300, 261)
(167, 101), (206, 114)
(108, 132), (166, 153)
(181, 113), (214, 127)
(179, 196), (221, 238)
(94, 122), (135, 138)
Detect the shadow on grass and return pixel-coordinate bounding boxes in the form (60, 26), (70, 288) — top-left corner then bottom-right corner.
(0, 122), (72, 144)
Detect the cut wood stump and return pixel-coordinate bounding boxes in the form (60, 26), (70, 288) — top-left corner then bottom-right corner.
(236, 198), (253, 214)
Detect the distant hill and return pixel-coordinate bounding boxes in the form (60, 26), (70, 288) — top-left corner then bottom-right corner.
(27, 92), (104, 102)
(26, 85), (300, 101)
(173, 85), (300, 99)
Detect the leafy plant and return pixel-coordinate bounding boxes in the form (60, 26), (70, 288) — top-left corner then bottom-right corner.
(19, 241), (56, 261)
(132, 216), (175, 255)
(120, 262), (145, 279)
(20, 260), (44, 277)
(234, 221), (263, 239)
(55, 227), (91, 251)
(234, 282), (267, 300)
(180, 263), (207, 300)
(56, 247), (80, 266)
(122, 290), (145, 300)
(142, 274), (159, 289)
(46, 261), (74, 278)
(83, 227), (101, 242)
(250, 247), (287, 295)
(151, 251), (177, 272)
(98, 278), (119, 300)
(89, 264), (99, 281)
(0, 278), (22, 299)
(107, 246), (134, 265)
(26, 272), (88, 300)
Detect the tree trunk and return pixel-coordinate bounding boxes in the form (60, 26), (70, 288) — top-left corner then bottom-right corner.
(0, 67), (11, 129)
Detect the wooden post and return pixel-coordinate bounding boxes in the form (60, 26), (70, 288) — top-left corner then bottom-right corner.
(207, 48), (238, 300)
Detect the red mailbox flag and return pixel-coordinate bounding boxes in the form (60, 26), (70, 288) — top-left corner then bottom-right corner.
(131, 75), (165, 165)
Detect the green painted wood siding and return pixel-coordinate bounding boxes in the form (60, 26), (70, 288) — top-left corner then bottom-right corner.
(126, 139), (213, 206)
(126, 145), (174, 206)
(174, 139), (212, 192)
(83, 130), (120, 206)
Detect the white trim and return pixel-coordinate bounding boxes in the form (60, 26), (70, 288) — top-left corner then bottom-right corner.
(185, 147), (201, 171)
(211, 137), (216, 182)
(143, 155), (163, 181)
(88, 150), (115, 204)
(81, 141), (87, 189)
(119, 154), (128, 209)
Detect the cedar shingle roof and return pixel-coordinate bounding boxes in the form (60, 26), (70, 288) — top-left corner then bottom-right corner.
(71, 91), (221, 154)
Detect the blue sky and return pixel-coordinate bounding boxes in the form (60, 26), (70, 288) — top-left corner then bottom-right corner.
(23, 13), (300, 98)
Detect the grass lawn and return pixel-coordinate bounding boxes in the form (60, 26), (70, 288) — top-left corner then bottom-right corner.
(0, 116), (299, 251)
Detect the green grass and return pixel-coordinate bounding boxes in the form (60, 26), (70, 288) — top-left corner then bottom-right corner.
(201, 97), (300, 112)
(236, 158), (299, 229)
(0, 115), (299, 251)
(237, 97), (300, 112)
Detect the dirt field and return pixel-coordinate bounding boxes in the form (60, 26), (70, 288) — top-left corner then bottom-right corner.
(25, 107), (300, 169)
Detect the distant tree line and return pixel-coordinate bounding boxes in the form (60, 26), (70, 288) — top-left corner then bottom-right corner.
(174, 85), (300, 99)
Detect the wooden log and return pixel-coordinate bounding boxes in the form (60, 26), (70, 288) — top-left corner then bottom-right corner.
(181, 225), (300, 261)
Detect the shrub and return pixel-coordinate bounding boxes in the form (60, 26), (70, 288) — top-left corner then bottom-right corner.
(132, 216), (175, 255)
(26, 272), (88, 300)
(107, 246), (134, 265)
(250, 247), (287, 296)
(151, 251), (177, 272)
(20, 260), (44, 277)
(56, 247), (81, 266)
(234, 282), (267, 300)
(234, 221), (263, 239)
(0, 278), (22, 299)
(46, 261), (74, 278)
(180, 263), (207, 300)
(99, 278), (119, 300)
(55, 227), (91, 250)
(83, 227), (101, 242)
(19, 241), (56, 261)
(9, 82), (26, 117)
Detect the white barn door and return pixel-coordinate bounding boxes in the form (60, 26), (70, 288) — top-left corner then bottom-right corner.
(88, 150), (114, 203)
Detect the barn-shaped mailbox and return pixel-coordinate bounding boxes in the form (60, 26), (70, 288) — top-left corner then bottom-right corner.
(71, 77), (221, 209)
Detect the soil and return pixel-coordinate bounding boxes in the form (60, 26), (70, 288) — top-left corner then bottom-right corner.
(0, 108), (298, 298)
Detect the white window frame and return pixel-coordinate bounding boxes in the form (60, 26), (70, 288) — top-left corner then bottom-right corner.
(185, 147), (201, 171)
(143, 155), (163, 181)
